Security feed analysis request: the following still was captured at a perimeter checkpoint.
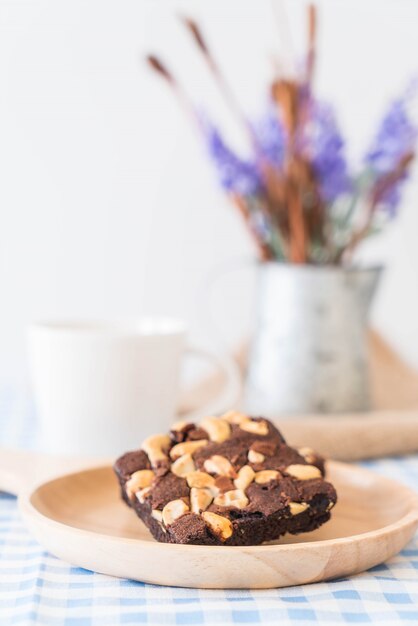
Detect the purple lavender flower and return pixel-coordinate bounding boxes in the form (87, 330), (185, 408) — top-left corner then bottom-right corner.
(303, 102), (351, 203)
(253, 104), (286, 167)
(365, 98), (416, 215)
(366, 99), (416, 173)
(376, 184), (403, 218)
(200, 117), (260, 196)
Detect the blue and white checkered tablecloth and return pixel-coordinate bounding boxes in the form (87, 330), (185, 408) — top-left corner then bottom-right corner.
(1, 388), (418, 625)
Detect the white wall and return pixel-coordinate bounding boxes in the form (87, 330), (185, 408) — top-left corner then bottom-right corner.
(1, 0), (418, 385)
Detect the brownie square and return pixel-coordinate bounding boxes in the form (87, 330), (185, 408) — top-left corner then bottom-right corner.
(114, 411), (337, 546)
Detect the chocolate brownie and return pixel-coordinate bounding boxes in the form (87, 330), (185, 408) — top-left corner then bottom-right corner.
(114, 411), (337, 545)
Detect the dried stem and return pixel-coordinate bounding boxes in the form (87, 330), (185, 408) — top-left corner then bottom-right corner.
(231, 194), (274, 260)
(272, 79), (299, 139)
(146, 55), (198, 127)
(306, 4), (316, 88)
(147, 55), (173, 83)
(180, 16), (256, 147)
(287, 160), (308, 263)
(340, 151), (415, 262)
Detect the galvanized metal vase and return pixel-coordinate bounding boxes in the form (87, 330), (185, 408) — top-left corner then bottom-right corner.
(244, 263), (382, 416)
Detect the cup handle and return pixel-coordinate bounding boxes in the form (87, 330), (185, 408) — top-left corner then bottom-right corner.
(179, 346), (242, 420)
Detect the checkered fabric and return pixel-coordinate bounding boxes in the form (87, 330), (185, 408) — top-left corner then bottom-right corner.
(1, 388), (418, 625)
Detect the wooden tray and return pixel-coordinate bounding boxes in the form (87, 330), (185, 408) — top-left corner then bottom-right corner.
(1, 450), (417, 589)
(181, 331), (418, 461)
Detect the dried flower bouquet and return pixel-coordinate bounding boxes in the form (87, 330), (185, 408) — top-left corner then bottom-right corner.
(147, 5), (416, 264)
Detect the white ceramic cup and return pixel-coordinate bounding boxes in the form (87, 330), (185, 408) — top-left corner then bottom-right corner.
(28, 319), (241, 456)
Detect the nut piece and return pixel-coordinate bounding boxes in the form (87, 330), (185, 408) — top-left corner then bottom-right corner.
(125, 469), (155, 498)
(222, 410), (248, 425)
(254, 470), (280, 484)
(190, 487), (213, 513)
(162, 499), (189, 526)
(136, 486), (152, 504)
(248, 450), (265, 463)
(326, 501), (335, 512)
(289, 502), (310, 516)
(142, 434), (171, 467)
(285, 464), (322, 480)
(169, 439), (208, 460)
(151, 509), (163, 523)
(239, 419), (269, 436)
(204, 455), (236, 478)
(201, 416), (231, 443)
(171, 453), (196, 477)
(214, 489), (249, 509)
(202, 511), (233, 541)
(234, 465), (255, 490)
(298, 447), (316, 464)
(186, 471), (216, 489)
(151, 509), (166, 532)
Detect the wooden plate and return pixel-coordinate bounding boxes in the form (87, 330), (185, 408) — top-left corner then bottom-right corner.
(17, 460), (418, 589)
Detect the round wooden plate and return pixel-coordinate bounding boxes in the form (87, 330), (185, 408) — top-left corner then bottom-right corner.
(15, 460), (418, 589)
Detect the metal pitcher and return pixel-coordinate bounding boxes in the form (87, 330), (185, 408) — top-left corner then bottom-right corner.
(244, 263), (382, 416)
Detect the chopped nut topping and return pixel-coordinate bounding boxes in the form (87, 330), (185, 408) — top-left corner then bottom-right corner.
(162, 499), (189, 526)
(248, 450), (265, 464)
(136, 486), (152, 503)
(222, 410), (248, 424)
(297, 447), (316, 464)
(289, 502), (309, 516)
(201, 416), (231, 443)
(240, 419), (269, 436)
(190, 487), (213, 513)
(285, 464), (322, 480)
(142, 434), (171, 467)
(151, 509), (163, 523)
(204, 455), (236, 478)
(186, 471), (216, 489)
(202, 511), (233, 541)
(214, 489), (249, 509)
(171, 453), (196, 477)
(254, 470), (280, 484)
(234, 465), (255, 490)
(125, 469), (155, 498)
(169, 439), (208, 460)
